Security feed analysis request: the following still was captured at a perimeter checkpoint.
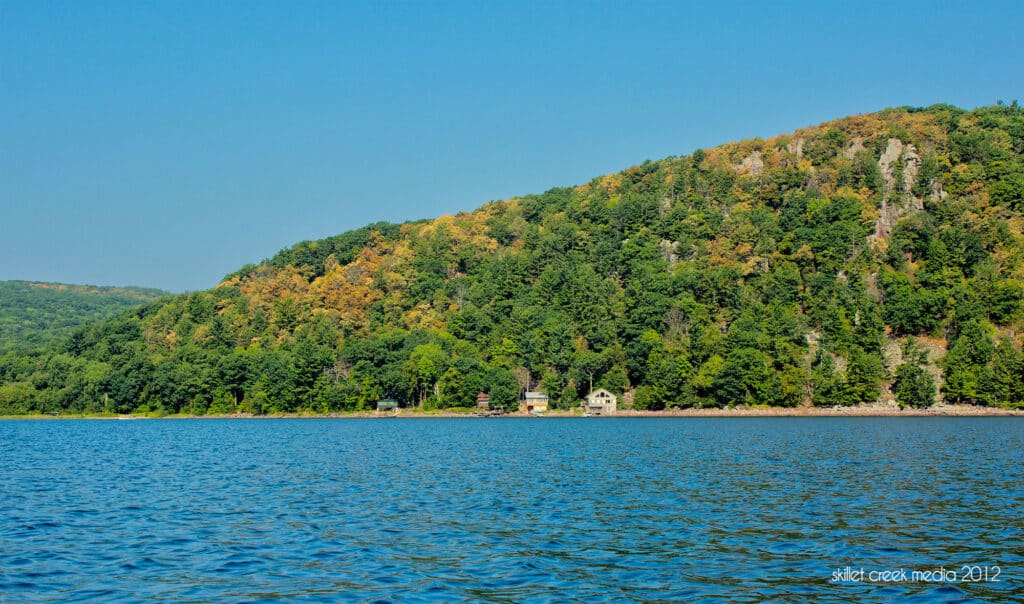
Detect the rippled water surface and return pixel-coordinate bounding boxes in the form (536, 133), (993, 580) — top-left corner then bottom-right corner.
(1, 417), (1022, 601)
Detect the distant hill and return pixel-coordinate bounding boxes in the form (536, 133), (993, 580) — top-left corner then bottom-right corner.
(2, 104), (1023, 415)
(0, 281), (169, 354)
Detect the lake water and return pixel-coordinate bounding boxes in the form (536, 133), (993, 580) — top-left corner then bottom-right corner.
(0, 417), (1021, 601)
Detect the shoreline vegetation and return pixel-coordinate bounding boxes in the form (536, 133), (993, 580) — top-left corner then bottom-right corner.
(4, 404), (1022, 420)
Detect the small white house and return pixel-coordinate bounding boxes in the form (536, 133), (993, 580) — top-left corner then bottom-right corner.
(521, 391), (549, 414)
(584, 389), (617, 415)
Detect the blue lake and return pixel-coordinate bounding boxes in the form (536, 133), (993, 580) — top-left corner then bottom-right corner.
(0, 417), (1021, 601)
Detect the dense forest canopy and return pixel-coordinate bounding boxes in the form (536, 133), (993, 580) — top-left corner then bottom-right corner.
(2, 103), (1023, 415)
(0, 282), (168, 356)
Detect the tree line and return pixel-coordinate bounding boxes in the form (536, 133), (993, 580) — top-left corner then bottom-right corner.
(2, 104), (1022, 414)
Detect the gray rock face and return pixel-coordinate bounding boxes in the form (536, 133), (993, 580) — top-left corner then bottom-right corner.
(659, 195), (672, 216)
(902, 147), (921, 195)
(877, 138), (921, 195)
(659, 239), (680, 265)
(844, 138), (865, 159)
(787, 138), (805, 158)
(736, 150), (764, 176)
(871, 139), (924, 246)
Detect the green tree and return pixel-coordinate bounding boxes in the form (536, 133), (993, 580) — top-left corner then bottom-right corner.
(487, 367), (519, 412)
(893, 341), (936, 408)
(404, 342), (448, 406)
(978, 339), (1024, 408)
(942, 320), (994, 404)
(713, 348), (780, 407)
(843, 345), (884, 404)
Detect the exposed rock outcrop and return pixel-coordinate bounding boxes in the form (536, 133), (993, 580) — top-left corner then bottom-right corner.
(870, 138), (924, 248)
(843, 138), (865, 159)
(787, 138), (805, 158)
(881, 337), (947, 405)
(878, 138), (921, 194)
(735, 150), (764, 176)
(659, 239), (680, 265)
(659, 195), (672, 216)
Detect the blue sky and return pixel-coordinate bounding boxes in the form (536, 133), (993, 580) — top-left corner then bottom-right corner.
(2, 1), (1022, 292)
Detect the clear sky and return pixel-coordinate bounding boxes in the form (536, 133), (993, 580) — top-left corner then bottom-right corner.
(2, 1), (1022, 292)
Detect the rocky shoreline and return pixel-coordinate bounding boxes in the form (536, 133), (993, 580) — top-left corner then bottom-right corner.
(5, 404), (1022, 420)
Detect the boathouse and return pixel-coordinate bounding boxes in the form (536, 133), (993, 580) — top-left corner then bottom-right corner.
(521, 391), (549, 414)
(376, 398), (398, 412)
(584, 389), (617, 415)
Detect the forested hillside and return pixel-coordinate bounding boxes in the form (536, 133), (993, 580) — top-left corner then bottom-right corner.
(2, 104), (1023, 415)
(0, 282), (168, 355)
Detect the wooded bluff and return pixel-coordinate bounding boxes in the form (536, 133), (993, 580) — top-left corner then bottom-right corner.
(2, 104), (1023, 415)
(0, 282), (167, 356)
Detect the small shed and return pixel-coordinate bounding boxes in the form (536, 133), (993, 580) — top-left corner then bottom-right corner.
(584, 389), (617, 415)
(521, 391), (549, 414)
(376, 398), (398, 412)
(476, 391), (490, 410)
